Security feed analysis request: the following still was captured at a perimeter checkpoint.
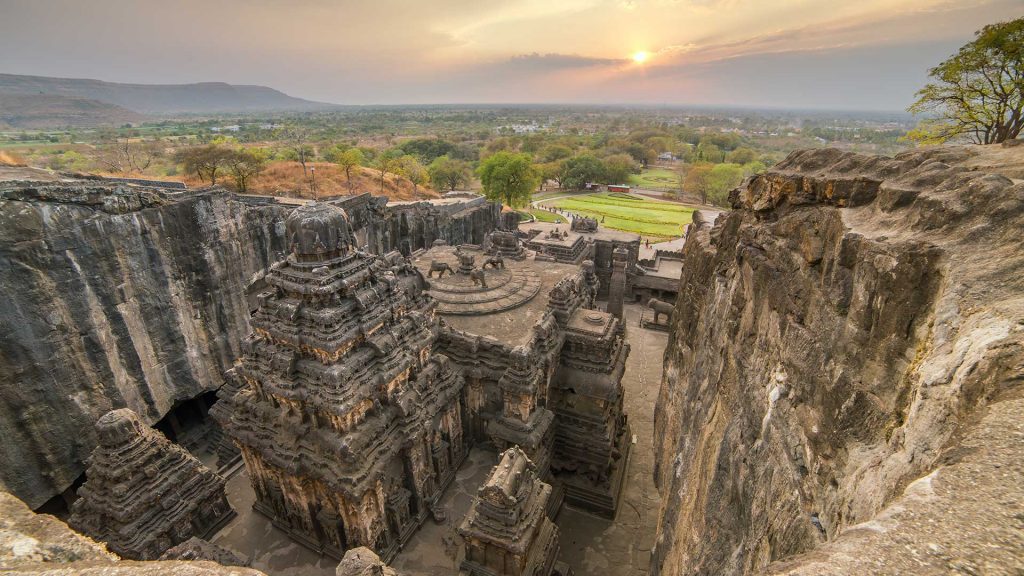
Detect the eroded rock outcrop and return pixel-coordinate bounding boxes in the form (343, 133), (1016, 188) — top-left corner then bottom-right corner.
(653, 147), (1023, 575)
(0, 489), (262, 575)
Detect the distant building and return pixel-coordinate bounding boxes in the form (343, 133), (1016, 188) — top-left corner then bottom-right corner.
(607, 185), (630, 193)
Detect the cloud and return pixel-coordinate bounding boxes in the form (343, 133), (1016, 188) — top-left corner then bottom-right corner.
(503, 53), (627, 70)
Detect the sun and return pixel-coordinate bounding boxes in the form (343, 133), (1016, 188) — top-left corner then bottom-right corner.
(632, 51), (649, 64)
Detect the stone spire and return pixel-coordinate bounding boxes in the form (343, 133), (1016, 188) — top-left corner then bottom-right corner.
(459, 447), (560, 576)
(606, 247), (628, 319)
(221, 201), (467, 561)
(68, 408), (234, 560)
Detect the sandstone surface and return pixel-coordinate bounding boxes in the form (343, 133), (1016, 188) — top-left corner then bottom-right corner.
(653, 146), (1023, 575)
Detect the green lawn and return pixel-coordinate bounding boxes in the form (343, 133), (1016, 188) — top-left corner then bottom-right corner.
(628, 167), (680, 190)
(543, 192), (693, 239)
(527, 208), (565, 223)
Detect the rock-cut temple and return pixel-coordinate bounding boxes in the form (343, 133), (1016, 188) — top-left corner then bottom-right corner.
(219, 202), (467, 560)
(220, 201), (632, 565)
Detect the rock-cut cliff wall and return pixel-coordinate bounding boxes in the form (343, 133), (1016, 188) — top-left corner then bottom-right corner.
(0, 182), (288, 509)
(653, 147), (1023, 574)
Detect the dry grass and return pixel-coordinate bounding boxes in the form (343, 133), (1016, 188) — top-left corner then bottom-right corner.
(244, 162), (438, 201)
(0, 151), (27, 166)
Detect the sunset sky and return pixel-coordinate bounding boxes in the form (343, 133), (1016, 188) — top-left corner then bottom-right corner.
(1, 0), (1020, 110)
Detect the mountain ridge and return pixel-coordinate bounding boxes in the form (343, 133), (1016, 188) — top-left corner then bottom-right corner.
(0, 73), (336, 118)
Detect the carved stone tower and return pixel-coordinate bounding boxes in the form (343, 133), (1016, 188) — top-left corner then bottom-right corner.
(221, 201), (467, 561)
(68, 408), (234, 560)
(459, 447), (560, 576)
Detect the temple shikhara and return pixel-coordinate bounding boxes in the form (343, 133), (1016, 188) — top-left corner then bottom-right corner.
(219, 202), (467, 561)
(215, 202), (634, 565)
(68, 408), (235, 560)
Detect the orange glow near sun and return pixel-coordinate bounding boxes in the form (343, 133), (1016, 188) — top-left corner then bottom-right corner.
(632, 51), (649, 64)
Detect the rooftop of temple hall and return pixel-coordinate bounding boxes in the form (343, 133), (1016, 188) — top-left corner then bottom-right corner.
(411, 243), (581, 344)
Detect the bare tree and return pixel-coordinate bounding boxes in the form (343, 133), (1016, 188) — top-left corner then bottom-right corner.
(281, 126), (315, 177)
(95, 138), (160, 175)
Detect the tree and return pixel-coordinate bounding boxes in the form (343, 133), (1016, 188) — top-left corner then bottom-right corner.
(706, 163), (746, 206)
(335, 148), (365, 192)
(398, 138), (456, 163)
(476, 151), (540, 208)
(374, 149), (404, 193)
(603, 153), (639, 184)
(561, 154), (606, 190)
(908, 17), (1024, 144)
(726, 147), (757, 165)
(173, 144), (233, 185)
(96, 138), (160, 175)
(695, 140), (724, 163)
(428, 155), (471, 191)
(538, 161), (566, 191)
(226, 148), (267, 193)
(540, 144), (573, 162)
(623, 142), (657, 167)
(280, 126), (315, 176)
(742, 161), (767, 177)
(398, 155), (428, 196)
(683, 162), (714, 204)
(322, 143), (352, 163)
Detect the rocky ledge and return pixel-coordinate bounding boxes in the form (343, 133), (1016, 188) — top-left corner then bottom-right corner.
(653, 146), (1023, 575)
(0, 490), (262, 575)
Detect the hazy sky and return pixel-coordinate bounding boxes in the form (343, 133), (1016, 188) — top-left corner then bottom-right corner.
(1, 0), (1020, 110)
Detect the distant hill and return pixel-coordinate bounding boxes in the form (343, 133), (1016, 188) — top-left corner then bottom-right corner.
(0, 93), (145, 129)
(0, 73), (334, 119)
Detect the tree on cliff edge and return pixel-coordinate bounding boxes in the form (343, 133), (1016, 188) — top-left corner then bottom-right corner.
(908, 17), (1023, 144)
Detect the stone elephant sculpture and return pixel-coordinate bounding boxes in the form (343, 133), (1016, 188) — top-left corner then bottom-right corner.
(470, 268), (487, 288)
(647, 298), (675, 324)
(428, 260), (454, 278)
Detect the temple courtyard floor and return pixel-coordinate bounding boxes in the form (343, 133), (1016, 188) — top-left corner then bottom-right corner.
(210, 302), (668, 576)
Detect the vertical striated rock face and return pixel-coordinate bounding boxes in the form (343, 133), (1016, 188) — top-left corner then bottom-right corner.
(0, 182), (288, 509)
(652, 147), (1023, 575)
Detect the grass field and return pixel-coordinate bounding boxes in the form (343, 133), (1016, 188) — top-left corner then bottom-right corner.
(544, 192), (693, 239)
(527, 208), (565, 223)
(628, 167), (680, 190)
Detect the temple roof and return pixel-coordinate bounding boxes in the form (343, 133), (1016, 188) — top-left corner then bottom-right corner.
(285, 201), (354, 260)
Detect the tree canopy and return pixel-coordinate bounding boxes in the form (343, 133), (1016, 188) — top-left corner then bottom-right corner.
(602, 153), (640, 184)
(476, 151), (540, 208)
(335, 148), (365, 192)
(398, 138), (457, 163)
(561, 154), (606, 190)
(428, 155), (472, 191)
(908, 17), (1023, 144)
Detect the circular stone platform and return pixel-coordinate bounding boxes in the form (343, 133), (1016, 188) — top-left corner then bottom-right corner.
(426, 267), (542, 315)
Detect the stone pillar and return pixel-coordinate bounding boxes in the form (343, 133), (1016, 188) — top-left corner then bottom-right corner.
(606, 247), (628, 319)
